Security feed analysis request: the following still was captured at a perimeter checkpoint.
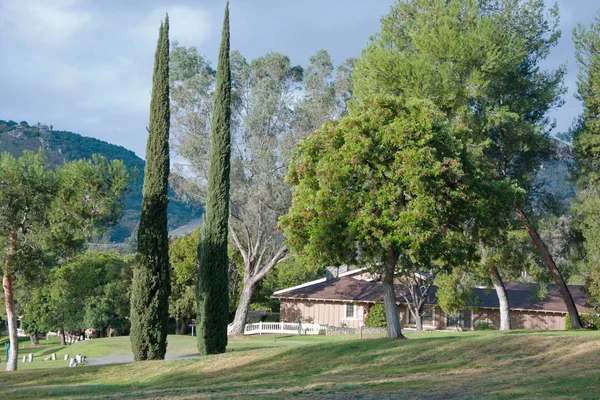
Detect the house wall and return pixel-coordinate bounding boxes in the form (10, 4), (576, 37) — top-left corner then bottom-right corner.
(462, 308), (566, 330)
(281, 300), (435, 329)
(281, 299), (567, 331)
(280, 299), (368, 329)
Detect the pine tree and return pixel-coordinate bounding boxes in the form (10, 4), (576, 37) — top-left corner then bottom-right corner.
(130, 15), (171, 361)
(196, 2), (231, 355)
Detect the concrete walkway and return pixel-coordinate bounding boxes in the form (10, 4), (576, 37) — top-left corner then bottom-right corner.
(85, 353), (200, 366)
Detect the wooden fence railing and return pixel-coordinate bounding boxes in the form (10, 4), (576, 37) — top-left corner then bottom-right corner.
(228, 322), (327, 335)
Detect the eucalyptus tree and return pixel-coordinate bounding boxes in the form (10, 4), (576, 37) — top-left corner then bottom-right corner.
(170, 45), (353, 335)
(353, 0), (575, 328)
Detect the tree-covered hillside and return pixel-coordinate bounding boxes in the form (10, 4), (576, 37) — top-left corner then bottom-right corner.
(0, 120), (203, 243)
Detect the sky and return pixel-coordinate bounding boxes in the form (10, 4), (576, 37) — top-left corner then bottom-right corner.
(0, 0), (598, 159)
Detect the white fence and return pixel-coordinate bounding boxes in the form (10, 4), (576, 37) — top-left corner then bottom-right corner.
(229, 322), (327, 335)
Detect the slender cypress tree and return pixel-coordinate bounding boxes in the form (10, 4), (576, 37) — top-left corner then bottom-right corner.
(196, 2), (231, 355)
(130, 15), (171, 361)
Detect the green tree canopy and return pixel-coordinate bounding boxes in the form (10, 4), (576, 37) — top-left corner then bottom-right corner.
(1, 150), (128, 370)
(572, 10), (600, 308)
(352, 0), (580, 328)
(281, 97), (521, 337)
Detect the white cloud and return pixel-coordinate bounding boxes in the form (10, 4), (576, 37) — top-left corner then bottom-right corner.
(0, 0), (93, 46)
(133, 5), (212, 48)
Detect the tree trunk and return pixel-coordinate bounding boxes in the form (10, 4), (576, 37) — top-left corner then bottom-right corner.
(229, 279), (254, 335)
(516, 209), (582, 329)
(3, 230), (18, 372)
(489, 266), (511, 331)
(60, 330), (66, 346)
(382, 248), (403, 338)
(176, 318), (188, 335)
(29, 333), (39, 346)
(415, 311), (423, 332)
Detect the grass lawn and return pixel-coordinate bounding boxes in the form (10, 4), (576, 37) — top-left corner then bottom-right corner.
(0, 330), (598, 399)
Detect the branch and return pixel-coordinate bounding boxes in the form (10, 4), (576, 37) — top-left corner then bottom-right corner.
(253, 244), (289, 283)
(230, 212), (253, 256)
(229, 224), (249, 267)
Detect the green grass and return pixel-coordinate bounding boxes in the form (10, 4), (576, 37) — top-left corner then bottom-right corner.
(0, 330), (599, 399)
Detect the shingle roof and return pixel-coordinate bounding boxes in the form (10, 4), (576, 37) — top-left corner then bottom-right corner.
(272, 276), (596, 314)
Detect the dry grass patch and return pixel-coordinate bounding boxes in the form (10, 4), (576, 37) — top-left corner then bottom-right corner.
(0, 331), (599, 399)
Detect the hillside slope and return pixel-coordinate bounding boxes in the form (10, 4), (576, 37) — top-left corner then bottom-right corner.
(1, 331), (599, 398)
(0, 120), (203, 243)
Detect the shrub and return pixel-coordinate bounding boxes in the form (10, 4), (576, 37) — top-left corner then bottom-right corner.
(475, 322), (490, 331)
(260, 314), (280, 323)
(566, 314), (600, 330)
(582, 314), (600, 330)
(364, 303), (387, 328)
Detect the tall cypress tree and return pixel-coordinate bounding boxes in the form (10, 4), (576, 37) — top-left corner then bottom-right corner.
(130, 15), (171, 361)
(196, 2), (231, 355)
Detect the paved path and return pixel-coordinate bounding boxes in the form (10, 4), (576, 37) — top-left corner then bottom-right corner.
(85, 353), (200, 366)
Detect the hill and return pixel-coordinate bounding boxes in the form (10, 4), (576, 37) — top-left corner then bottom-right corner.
(534, 140), (577, 204)
(1, 331), (599, 398)
(0, 120), (203, 243)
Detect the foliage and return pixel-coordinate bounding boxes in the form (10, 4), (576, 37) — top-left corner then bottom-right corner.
(0, 148), (128, 371)
(566, 313), (600, 330)
(572, 10), (600, 309)
(197, 4), (231, 355)
(84, 277), (131, 334)
(22, 251), (132, 334)
(20, 290), (52, 336)
(169, 229), (199, 333)
(353, 0), (576, 327)
(364, 303), (387, 328)
(281, 96), (519, 268)
(354, 0), (565, 221)
(130, 16), (171, 361)
(170, 36), (354, 333)
(434, 270), (478, 315)
(565, 313), (572, 330)
(281, 96), (520, 337)
(260, 314), (279, 323)
(476, 322), (491, 331)
(0, 121), (203, 243)
(354, 0), (564, 191)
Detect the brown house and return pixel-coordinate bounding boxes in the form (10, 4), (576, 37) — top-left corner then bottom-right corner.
(272, 269), (595, 331)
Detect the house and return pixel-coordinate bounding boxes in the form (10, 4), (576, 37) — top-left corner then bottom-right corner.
(272, 268), (596, 331)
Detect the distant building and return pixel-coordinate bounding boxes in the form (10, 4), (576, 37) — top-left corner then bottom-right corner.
(272, 268), (595, 331)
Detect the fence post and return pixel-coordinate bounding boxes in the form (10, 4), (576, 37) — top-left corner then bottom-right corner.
(259, 321), (262, 335)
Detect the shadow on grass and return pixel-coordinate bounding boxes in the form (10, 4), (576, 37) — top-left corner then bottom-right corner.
(2, 332), (600, 399)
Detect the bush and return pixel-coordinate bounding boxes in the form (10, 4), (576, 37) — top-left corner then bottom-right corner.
(364, 303), (387, 328)
(581, 314), (600, 330)
(566, 314), (600, 330)
(475, 322), (490, 331)
(260, 314), (280, 323)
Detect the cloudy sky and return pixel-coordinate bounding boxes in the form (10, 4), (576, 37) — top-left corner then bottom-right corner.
(0, 0), (598, 158)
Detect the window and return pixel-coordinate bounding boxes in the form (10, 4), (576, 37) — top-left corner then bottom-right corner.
(345, 303), (355, 319)
(408, 307), (434, 325)
(446, 310), (472, 329)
